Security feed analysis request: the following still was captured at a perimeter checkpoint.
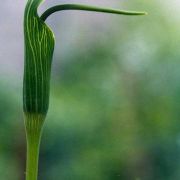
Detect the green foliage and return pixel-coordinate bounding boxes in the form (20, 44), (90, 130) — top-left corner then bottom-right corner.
(23, 0), (146, 180)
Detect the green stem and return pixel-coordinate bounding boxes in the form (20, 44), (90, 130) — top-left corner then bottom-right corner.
(24, 114), (45, 180)
(40, 3), (147, 21)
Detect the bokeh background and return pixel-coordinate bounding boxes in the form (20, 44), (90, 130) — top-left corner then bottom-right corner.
(1, 0), (180, 179)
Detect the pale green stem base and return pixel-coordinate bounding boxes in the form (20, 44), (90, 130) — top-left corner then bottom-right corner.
(24, 114), (45, 180)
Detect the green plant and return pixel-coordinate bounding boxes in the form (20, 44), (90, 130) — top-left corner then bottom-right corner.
(23, 1), (146, 180)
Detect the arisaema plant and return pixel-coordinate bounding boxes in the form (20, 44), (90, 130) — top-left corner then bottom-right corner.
(23, 1), (146, 179)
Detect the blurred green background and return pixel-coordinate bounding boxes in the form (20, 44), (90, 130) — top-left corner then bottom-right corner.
(1, 0), (180, 179)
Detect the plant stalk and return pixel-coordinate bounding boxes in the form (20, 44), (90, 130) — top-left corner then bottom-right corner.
(24, 114), (45, 180)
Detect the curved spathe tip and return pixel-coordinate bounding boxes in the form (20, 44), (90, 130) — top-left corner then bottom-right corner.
(40, 3), (147, 21)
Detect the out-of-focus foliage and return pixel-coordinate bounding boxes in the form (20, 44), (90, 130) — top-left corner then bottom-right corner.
(1, 0), (180, 180)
